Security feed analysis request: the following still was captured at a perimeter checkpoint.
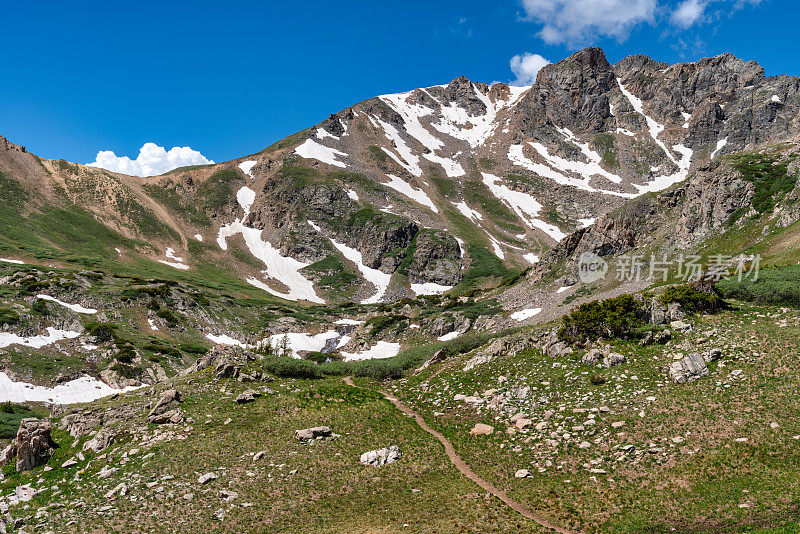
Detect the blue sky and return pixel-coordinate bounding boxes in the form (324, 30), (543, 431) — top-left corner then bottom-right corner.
(0, 0), (794, 172)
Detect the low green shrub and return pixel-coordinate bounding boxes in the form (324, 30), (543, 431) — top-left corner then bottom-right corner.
(716, 265), (800, 307)
(178, 342), (209, 355)
(558, 294), (645, 345)
(659, 284), (723, 313)
(85, 322), (116, 342)
(0, 308), (19, 326)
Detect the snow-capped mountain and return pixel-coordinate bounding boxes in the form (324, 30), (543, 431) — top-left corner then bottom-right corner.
(1, 47), (797, 305)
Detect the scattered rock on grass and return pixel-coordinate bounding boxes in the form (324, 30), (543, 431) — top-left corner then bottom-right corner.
(360, 445), (402, 467)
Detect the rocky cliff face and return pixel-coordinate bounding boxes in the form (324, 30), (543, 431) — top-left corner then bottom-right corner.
(2, 47), (800, 305)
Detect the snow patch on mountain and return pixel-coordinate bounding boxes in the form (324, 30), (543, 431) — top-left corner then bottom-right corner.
(383, 175), (438, 213)
(454, 201), (483, 221)
(238, 160), (257, 178)
(295, 139), (347, 168)
(340, 341), (401, 361)
(481, 173), (567, 241)
(36, 295), (97, 315)
(0, 373), (139, 404)
(217, 189), (323, 303)
(410, 282), (454, 296)
(308, 221), (390, 304)
(710, 138), (728, 159)
(0, 328), (81, 350)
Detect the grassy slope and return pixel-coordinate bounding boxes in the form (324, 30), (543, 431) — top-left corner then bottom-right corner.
(398, 303), (800, 533)
(7, 374), (543, 533)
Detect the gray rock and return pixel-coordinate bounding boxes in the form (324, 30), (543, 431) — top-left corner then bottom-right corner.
(83, 428), (116, 453)
(703, 348), (723, 362)
(582, 349), (603, 366)
(669, 353), (709, 383)
(198, 472), (218, 484)
(235, 389), (261, 404)
(148, 390), (184, 424)
(11, 419), (58, 472)
(359, 445), (402, 467)
(603, 352), (626, 367)
(295, 426), (338, 442)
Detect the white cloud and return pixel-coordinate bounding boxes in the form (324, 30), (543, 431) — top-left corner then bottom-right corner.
(509, 53), (551, 86)
(670, 0), (708, 27)
(87, 143), (214, 177)
(521, 0), (657, 46)
(669, 0), (763, 28)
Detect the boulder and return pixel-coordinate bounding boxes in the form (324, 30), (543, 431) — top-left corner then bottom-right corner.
(669, 353), (709, 383)
(582, 349), (603, 366)
(359, 445), (402, 467)
(148, 390), (183, 424)
(148, 409), (185, 425)
(83, 428), (116, 453)
(295, 426), (339, 442)
(703, 348), (723, 363)
(666, 302), (686, 321)
(603, 352), (626, 367)
(198, 472), (218, 484)
(514, 469), (532, 478)
(235, 389), (261, 404)
(469, 423), (494, 436)
(656, 328), (672, 344)
(13, 419), (58, 472)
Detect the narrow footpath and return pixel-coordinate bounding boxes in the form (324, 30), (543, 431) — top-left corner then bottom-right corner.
(343, 377), (579, 534)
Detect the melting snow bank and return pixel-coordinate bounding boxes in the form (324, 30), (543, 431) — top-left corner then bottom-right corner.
(334, 318), (364, 326)
(238, 160), (257, 178)
(206, 333), (252, 348)
(206, 329), (400, 361)
(36, 295), (97, 315)
(383, 174), (438, 213)
(0, 373), (139, 404)
(294, 139), (347, 168)
(523, 253), (540, 264)
(216, 188), (323, 303)
(340, 341), (400, 361)
(557, 286), (571, 294)
(617, 79), (694, 195)
(308, 221), (390, 304)
(0, 328), (81, 349)
(438, 331), (461, 341)
(268, 331), (340, 353)
(159, 248), (189, 270)
(510, 308), (542, 321)
(158, 260), (189, 270)
(0, 258), (24, 265)
(410, 282), (453, 296)
(710, 138), (728, 159)
(481, 173), (567, 241)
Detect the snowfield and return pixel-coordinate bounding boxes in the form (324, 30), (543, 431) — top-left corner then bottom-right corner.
(36, 295), (97, 315)
(340, 341), (401, 361)
(0, 258), (24, 265)
(238, 160), (257, 178)
(510, 308), (542, 321)
(454, 201), (483, 221)
(294, 138), (347, 168)
(481, 173), (567, 241)
(308, 221), (391, 304)
(710, 138), (728, 159)
(267, 331), (341, 354)
(383, 174), (438, 213)
(0, 373), (139, 404)
(205, 333), (251, 349)
(0, 328), (81, 350)
(410, 282), (454, 296)
(217, 188), (323, 303)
